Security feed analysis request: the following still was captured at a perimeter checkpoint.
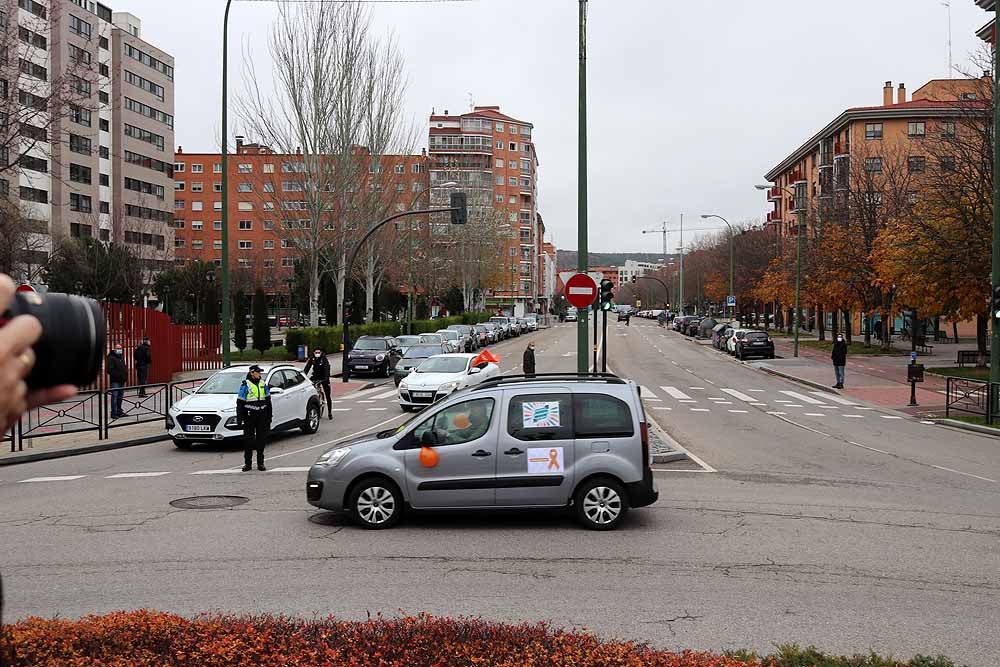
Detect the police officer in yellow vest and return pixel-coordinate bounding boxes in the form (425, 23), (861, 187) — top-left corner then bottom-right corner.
(237, 365), (273, 471)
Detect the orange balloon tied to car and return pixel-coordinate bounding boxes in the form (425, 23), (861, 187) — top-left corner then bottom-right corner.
(419, 446), (440, 468)
(472, 349), (500, 366)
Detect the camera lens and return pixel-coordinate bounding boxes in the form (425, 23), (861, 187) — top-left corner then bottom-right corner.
(5, 292), (106, 389)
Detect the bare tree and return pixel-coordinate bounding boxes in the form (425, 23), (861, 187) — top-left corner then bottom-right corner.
(0, 198), (49, 282)
(237, 1), (414, 326)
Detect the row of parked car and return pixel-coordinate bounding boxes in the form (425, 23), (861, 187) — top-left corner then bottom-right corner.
(667, 315), (776, 360)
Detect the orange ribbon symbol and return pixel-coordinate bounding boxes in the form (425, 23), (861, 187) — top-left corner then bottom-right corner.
(548, 448), (559, 470)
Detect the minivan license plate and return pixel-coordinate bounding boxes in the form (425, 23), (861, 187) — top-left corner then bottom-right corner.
(185, 425), (212, 432)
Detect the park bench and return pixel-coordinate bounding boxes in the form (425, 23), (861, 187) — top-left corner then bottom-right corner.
(957, 350), (979, 368)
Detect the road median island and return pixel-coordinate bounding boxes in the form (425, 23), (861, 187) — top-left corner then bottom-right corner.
(0, 610), (964, 667)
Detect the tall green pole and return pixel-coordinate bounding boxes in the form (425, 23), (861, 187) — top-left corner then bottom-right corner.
(576, 0), (589, 373)
(220, 0), (233, 367)
(794, 207), (803, 358)
(728, 230), (734, 319)
(992, 4), (1000, 384)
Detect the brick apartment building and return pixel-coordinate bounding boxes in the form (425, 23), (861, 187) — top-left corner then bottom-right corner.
(6, 0), (175, 280)
(428, 105), (543, 317)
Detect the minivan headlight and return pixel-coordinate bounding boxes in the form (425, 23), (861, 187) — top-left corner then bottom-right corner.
(316, 447), (351, 467)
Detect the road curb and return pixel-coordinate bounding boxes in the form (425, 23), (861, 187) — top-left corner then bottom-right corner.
(932, 418), (1000, 437)
(0, 434), (169, 467)
(755, 365), (837, 394)
(652, 451), (688, 464)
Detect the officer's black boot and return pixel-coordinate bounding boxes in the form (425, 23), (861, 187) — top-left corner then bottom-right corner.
(242, 451), (252, 472)
(257, 453), (266, 472)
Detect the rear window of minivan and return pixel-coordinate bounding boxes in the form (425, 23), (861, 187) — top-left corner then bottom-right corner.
(574, 395), (633, 438)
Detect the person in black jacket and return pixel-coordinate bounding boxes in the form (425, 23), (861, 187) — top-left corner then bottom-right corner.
(303, 347), (332, 419)
(107, 344), (127, 418)
(134, 336), (151, 397)
(523, 341), (536, 377)
(831, 333), (848, 389)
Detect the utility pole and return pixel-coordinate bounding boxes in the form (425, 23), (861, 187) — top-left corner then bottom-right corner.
(678, 213), (684, 315)
(991, 0), (1000, 386)
(220, 0), (233, 367)
(576, 0), (589, 374)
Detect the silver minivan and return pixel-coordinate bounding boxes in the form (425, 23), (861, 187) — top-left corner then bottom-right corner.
(307, 374), (658, 530)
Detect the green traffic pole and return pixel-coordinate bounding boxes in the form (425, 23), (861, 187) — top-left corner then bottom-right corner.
(729, 228), (734, 319)
(992, 4), (1000, 386)
(220, 0), (233, 367)
(576, 0), (589, 374)
(794, 207), (803, 358)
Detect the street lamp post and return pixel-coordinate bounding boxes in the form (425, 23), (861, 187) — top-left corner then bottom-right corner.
(700, 214), (734, 319)
(406, 181), (456, 334)
(757, 183), (803, 357)
(220, 0), (234, 367)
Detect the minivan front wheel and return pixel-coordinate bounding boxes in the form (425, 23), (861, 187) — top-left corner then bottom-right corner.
(349, 477), (403, 529)
(574, 477), (627, 530)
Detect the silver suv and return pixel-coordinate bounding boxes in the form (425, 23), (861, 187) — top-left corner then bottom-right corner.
(307, 374), (658, 530)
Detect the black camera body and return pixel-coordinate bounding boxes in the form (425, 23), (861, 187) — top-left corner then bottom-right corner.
(4, 291), (106, 389)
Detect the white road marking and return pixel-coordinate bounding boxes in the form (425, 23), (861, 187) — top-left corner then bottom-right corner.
(679, 399), (698, 404)
(358, 400), (376, 404)
(258, 412), (410, 465)
(921, 420), (936, 425)
(713, 401), (733, 405)
(728, 409), (749, 414)
(350, 386), (393, 400)
(332, 408), (351, 412)
(721, 388), (756, 403)
(661, 386), (692, 400)
(779, 390), (825, 405)
(804, 413), (826, 417)
(684, 368), (695, 373)
(843, 414), (864, 419)
(671, 360), (679, 365)
(880, 415), (903, 420)
(643, 397), (662, 402)
(748, 389), (766, 393)
(269, 466), (311, 473)
(766, 411), (787, 415)
(372, 389), (400, 400)
(689, 386), (705, 390)
(190, 469), (243, 475)
(105, 472), (170, 479)
(784, 404), (803, 408)
(750, 402), (768, 407)
(775, 399), (795, 404)
(639, 386), (659, 399)
(367, 407), (388, 411)
(18, 475), (86, 483)
(813, 392), (856, 405)
(856, 407), (875, 411)
(690, 408), (710, 412)
(704, 379), (716, 385)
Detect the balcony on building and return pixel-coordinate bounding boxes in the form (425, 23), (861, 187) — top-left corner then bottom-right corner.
(788, 169), (803, 183)
(834, 141), (850, 156)
(767, 186), (781, 201)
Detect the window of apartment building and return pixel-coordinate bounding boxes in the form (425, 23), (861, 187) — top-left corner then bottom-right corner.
(263, 163), (274, 174)
(263, 220), (275, 231)
(942, 121), (956, 137)
(281, 181), (303, 192)
(69, 223), (93, 239)
(213, 163), (222, 173)
(191, 221), (203, 230)
(281, 161), (305, 173)
(509, 212), (517, 222)
(18, 89), (45, 112)
(238, 202), (253, 211)
(70, 163), (92, 184)
(394, 183), (404, 193)
(126, 124), (165, 151)
(238, 163), (252, 174)
(100, 201), (109, 214)
(908, 121), (925, 138)
(509, 142), (516, 151)
(99, 36), (109, 50)
(190, 164), (203, 173)
(69, 193), (92, 213)
(175, 162), (185, 172)
(521, 159), (531, 171)
(70, 106), (91, 127)
(281, 257), (294, 268)
(940, 155), (956, 172)
(18, 154), (47, 173)
(411, 182), (423, 193)
(263, 202), (275, 211)
(263, 239), (274, 250)
(509, 247), (516, 257)
(174, 238), (185, 248)
(508, 195), (516, 204)
(0, 180), (8, 198)
(123, 70), (164, 101)
(191, 201), (203, 211)
(495, 176), (504, 186)
(69, 134), (91, 155)
(394, 164), (405, 174)
(124, 44), (174, 80)
(213, 220), (222, 230)
(19, 186), (47, 204)
(214, 183), (222, 192)
(171, 219), (184, 229)
(520, 230), (531, 243)
(213, 201), (222, 211)
(191, 182), (203, 192)
(864, 123), (882, 140)
(495, 158), (503, 169)
(99, 118), (109, 131)
(19, 0), (46, 19)
(19, 123), (44, 143)
(508, 176), (517, 186)
(71, 76), (91, 96)
(18, 26), (46, 50)
(412, 163), (423, 174)
(907, 156), (926, 173)
(263, 259), (274, 268)
(521, 143), (530, 153)
(69, 15), (92, 39)
(123, 176), (165, 198)
(520, 177), (531, 189)
(98, 91), (109, 104)
(504, 160), (513, 169)
(213, 240), (222, 250)
(495, 140), (503, 150)
(100, 174), (109, 186)
(99, 146), (109, 159)
(238, 220), (252, 230)
(907, 192), (918, 205)
(281, 239), (293, 248)
(960, 92), (977, 101)
(125, 97), (173, 128)
(237, 182), (252, 193)
(19, 58), (47, 81)
(191, 240), (203, 250)
(495, 122), (504, 132)
(99, 63), (108, 77)
(864, 157), (883, 173)
(238, 240), (252, 250)
(495, 194), (503, 203)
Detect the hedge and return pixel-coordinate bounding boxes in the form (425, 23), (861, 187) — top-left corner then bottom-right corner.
(0, 611), (962, 667)
(286, 312), (494, 356)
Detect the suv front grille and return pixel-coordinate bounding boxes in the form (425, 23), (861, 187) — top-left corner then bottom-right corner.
(176, 414), (222, 428)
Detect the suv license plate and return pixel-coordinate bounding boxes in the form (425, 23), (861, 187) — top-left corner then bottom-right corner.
(184, 425), (212, 432)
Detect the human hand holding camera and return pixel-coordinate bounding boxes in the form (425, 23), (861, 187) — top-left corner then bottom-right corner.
(0, 275), (79, 432)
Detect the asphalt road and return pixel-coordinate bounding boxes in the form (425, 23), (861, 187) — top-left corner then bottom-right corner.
(1, 318), (998, 665)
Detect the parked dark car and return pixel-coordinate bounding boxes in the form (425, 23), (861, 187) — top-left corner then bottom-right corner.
(672, 316), (693, 332)
(473, 324), (493, 347)
(683, 318), (703, 336)
(735, 330), (775, 360)
(711, 322), (729, 348)
(715, 325), (735, 350)
(447, 324), (478, 352)
(393, 343), (449, 385)
(347, 336), (402, 377)
(697, 318), (718, 339)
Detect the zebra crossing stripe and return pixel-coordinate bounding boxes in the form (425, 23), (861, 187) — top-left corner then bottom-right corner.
(779, 390), (825, 405)
(721, 388), (756, 403)
(372, 389), (400, 400)
(105, 472), (171, 479)
(639, 386), (659, 399)
(811, 392), (856, 406)
(661, 386), (692, 400)
(18, 475), (86, 483)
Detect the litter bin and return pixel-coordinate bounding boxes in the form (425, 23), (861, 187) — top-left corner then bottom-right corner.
(297, 344), (308, 361)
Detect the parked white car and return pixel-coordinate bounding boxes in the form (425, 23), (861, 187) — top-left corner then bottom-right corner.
(167, 364), (322, 449)
(726, 328), (751, 355)
(397, 353), (501, 411)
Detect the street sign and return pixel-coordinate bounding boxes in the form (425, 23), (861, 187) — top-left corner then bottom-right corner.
(726, 295), (736, 307)
(908, 363), (925, 383)
(565, 273), (598, 308)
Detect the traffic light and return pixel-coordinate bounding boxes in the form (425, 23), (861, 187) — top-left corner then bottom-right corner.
(993, 284), (1000, 319)
(450, 192), (468, 225)
(600, 278), (614, 311)
(630, 276), (636, 284)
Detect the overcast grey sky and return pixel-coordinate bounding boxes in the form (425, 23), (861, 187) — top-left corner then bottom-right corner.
(115, 0), (987, 254)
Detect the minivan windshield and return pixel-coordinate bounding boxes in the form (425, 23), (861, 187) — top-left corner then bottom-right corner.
(416, 357), (468, 374)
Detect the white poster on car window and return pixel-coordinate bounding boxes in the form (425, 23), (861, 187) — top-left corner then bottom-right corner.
(528, 447), (564, 474)
(522, 401), (560, 429)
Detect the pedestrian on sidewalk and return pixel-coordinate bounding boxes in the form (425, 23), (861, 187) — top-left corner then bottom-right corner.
(304, 347), (332, 419)
(832, 333), (848, 389)
(107, 344), (127, 418)
(134, 336), (151, 397)
(523, 341), (536, 378)
(237, 364), (272, 471)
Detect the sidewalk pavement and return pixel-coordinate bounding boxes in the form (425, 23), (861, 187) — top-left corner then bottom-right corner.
(1, 357), (375, 465)
(759, 336), (950, 416)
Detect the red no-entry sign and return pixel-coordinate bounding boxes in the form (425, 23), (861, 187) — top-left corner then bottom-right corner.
(565, 273), (597, 309)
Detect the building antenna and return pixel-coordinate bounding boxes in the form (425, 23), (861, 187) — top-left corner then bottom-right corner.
(942, 0), (952, 76)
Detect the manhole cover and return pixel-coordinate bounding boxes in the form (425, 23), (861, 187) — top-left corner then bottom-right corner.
(170, 495), (249, 510)
(308, 512), (344, 526)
